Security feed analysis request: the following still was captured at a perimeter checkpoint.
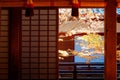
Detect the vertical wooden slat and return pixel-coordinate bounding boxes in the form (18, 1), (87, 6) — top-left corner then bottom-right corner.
(105, 0), (117, 80)
(56, 8), (59, 80)
(0, 7), (2, 39)
(47, 8), (49, 80)
(9, 8), (21, 80)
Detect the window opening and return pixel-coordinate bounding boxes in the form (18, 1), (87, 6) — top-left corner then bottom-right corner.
(59, 8), (105, 79)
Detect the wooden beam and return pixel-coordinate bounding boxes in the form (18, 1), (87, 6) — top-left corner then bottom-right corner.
(0, 1), (106, 7)
(54, 1), (106, 7)
(117, 3), (120, 7)
(104, 0), (117, 80)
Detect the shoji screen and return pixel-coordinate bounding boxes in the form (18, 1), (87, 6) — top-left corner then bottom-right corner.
(0, 10), (9, 80)
(21, 8), (58, 80)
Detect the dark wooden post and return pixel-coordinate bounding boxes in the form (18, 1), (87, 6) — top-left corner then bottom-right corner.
(73, 64), (77, 79)
(9, 8), (21, 80)
(105, 0), (117, 80)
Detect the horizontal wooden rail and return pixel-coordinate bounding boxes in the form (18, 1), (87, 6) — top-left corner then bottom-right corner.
(59, 62), (120, 80)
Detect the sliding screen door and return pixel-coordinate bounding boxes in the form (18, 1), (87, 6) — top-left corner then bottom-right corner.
(21, 8), (58, 80)
(0, 10), (9, 80)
